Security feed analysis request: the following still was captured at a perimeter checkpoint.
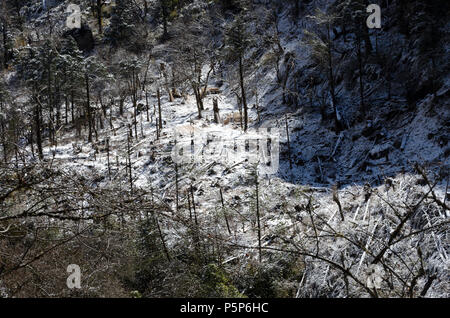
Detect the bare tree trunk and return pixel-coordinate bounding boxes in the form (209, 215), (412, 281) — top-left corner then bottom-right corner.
(119, 97), (124, 116)
(255, 171), (262, 262)
(213, 98), (220, 124)
(106, 137), (111, 180)
(239, 55), (248, 131)
(71, 90), (75, 123)
(236, 94), (243, 129)
(65, 94), (69, 125)
(190, 184), (198, 226)
(1, 19), (10, 69)
(144, 0), (148, 16)
(127, 131), (133, 193)
(163, 71), (174, 102)
(219, 187), (231, 235)
(0, 115), (7, 163)
(154, 104), (160, 139)
(109, 102), (113, 130)
(130, 69), (138, 140)
(157, 88), (162, 130)
(85, 73), (93, 142)
(200, 64), (214, 99)
(187, 189), (192, 221)
(193, 84), (203, 118)
(363, 22), (373, 55)
(285, 114), (292, 169)
(254, 89), (261, 123)
(34, 99), (43, 160)
(145, 89), (149, 122)
(30, 125), (35, 159)
(357, 31), (365, 116)
(96, 0), (103, 34)
(162, 6), (168, 40)
(140, 112), (144, 138)
(175, 163), (179, 213)
(154, 213), (171, 261)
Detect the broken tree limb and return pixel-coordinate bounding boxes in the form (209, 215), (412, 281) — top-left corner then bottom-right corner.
(317, 157), (324, 182)
(219, 187), (232, 235)
(332, 184), (344, 221)
(330, 131), (344, 160)
(400, 131), (409, 151)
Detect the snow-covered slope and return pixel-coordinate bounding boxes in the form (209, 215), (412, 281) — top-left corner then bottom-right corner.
(1, 0), (448, 298)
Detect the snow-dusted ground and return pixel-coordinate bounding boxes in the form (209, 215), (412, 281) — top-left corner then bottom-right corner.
(4, 0), (447, 297)
(33, 70), (448, 296)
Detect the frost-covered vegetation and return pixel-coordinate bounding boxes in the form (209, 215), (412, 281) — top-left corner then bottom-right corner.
(0, 0), (448, 297)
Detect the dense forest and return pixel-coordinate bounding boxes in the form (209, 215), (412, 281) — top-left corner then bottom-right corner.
(0, 0), (448, 298)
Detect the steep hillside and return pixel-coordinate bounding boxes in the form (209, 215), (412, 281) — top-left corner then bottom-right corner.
(0, 0), (448, 298)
